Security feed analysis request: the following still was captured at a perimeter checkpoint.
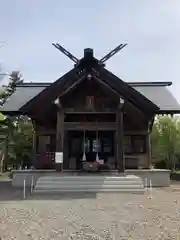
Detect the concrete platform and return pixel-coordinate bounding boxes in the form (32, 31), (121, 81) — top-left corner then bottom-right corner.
(11, 169), (170, 188)
(126, 169), (170, 187)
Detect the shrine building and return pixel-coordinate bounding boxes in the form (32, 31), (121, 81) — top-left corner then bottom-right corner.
(2, 45), (180, 174)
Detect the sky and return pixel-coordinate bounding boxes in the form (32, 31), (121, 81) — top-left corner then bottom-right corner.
(0, 0), (180, 101)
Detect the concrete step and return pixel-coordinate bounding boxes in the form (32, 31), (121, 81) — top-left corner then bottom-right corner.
(38, 175), (140, 181)
(36, 180), (143, 185)
(35, 184), (144, 189)
(33, 188), (145, 194)
(33, 175), (145, 194)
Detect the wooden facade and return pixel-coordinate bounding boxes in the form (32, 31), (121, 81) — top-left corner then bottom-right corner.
(32, 112), (153, 171)
(19, 48), (159, 172)
(2, 46), (180, 174)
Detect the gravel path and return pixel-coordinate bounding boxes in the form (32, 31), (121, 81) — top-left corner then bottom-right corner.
(0, 181), (180, 239)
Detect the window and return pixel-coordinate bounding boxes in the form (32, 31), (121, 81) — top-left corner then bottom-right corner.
(124, 136), (132, 154)
(132, 136), (145, 153)
(124, 135), (146, 154)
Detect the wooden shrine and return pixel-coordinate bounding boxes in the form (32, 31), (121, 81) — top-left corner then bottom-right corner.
(2, 43), (180, 172)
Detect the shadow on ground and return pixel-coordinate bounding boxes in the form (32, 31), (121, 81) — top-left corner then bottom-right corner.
(0, 181), (98, 201)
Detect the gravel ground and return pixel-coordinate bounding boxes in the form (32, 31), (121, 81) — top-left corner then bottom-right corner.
(0, 181), (180, 239)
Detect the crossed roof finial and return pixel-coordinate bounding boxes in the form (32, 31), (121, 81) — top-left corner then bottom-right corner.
(52, 43), (127, 66)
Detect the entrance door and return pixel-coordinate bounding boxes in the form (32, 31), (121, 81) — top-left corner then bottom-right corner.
(68, 130), (114, 169)
(84, 131), (98, 162)
(84, 131), (115, 164)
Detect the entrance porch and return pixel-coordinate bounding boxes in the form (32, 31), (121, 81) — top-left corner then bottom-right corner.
(34, 126), (150, 171)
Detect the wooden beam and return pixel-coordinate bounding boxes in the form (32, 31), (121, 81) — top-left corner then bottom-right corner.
(60, 76), (85, 97)
(64, 122), (116, 130)
(36, 131), (56, 136)
(91, 70), (121, 98)
(64, 108), (117, 114)
(124, 130), (148, 135)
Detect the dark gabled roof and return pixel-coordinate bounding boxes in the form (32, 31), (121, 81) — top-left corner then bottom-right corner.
(19, 67), (86, 114)
(134, 85), (180, 114)
(2, 45), (179, 115)
(2, 79), (180, 114)
(0, 85), (46, 114)
(16, 62), (159, 116)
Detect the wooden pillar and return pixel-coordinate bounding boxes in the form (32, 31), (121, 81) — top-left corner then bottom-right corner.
(31, 120), (37, 168)
(63, 130), (69, 169)
(146, 134), (152, 168)
(56, 108), (64, 171)
(147, 118), (153, 168)
(116, 105), (125, 172)
(32, 131), (37, 168)
(114, 131), (117, 170)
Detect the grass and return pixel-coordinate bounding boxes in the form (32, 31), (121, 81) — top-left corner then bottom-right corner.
(0, 172), (10, 180)
(0, 112), (6, 121)
(171, 170), (180, 174)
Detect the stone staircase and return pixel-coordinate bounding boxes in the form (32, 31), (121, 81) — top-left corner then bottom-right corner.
(33, 175), (145, 194)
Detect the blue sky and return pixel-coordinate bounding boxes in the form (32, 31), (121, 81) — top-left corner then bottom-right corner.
(0, 0), (180, 101)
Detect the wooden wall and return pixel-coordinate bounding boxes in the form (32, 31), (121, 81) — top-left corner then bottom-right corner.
(31, 78), (152, 169)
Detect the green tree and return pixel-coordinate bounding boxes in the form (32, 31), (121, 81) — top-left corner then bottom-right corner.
(8, 117), (33, 169)
(0, 71), (28, 172)
(0, 71), (23, 106)
(0, 118), (16, 172)
(151, 115), (180, 170)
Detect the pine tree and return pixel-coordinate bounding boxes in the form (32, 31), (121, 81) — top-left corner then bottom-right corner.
(0, 71), (23, 172)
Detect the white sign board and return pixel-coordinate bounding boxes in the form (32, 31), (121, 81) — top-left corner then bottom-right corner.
(55, 152), (63, 163)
